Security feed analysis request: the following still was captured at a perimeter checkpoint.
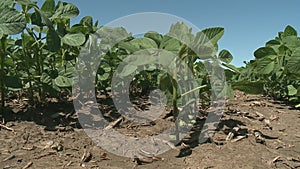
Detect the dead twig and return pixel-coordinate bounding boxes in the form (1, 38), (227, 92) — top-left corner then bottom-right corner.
(80, 150), (92, 163)
(226, 127), (240, 141)
(3, 154), (15, 162)
(63, 161), (72, 168)
(105, 117), (124, 130)
(231, 135), (247, 142)
(22, 162), (33, 169)
(34, 151), (56, 159)
(0, 123), (15, 133)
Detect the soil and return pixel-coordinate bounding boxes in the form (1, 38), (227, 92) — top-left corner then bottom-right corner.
(0, 91), (300, 169)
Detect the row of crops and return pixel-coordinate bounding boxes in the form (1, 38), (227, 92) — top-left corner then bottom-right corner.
(0, 0), (299, 113)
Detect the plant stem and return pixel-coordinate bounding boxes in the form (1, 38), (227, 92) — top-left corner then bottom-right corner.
(171, 58), (179, 142)
(22, 32), (34, 105)
(0, 36), (7, 109)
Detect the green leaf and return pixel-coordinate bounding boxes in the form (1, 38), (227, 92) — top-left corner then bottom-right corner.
(120, 64), (137, 76)
(129, 37), (158, 49)
(218, 49), (233, 63)
(179, 120), (186, 126)
(15, 0), (36, 6)
(287, 47), (300, 74)
(30, 11), (43, 26)
(266, 39), (281, 46)
(160, 35), (181, 53)
(125, 50), (158, 66)
(282, 36), (300, 50)
(98, 26), (131, 46)
(80, 16), (93, 27)
(287, 85), (297, 96)
(256, 57), (275, 74)
(41, 0), (55, 17)
(46, 29), (61, 51)
(232, 81), (264, 94)
(55, 76), (72, 87)
(222, 63), (240, 73)
(51, 2), (79, 19)
(5, 76), (22, 89)
(254, 47), (277, 58)
(197, 27), (224, 45)
(167, 22), (193, 45)
(0, 8), (26, 35)
(144, 31), (163, 46)
(118, 41), (139, 53)
(62, 32), (86, 46)
(283, 25), (297, 37)
(33, 7), (54, 29)
(0, 0), (15, 9)
(69, 24), (88, 34)
(97, 73), (110, 81)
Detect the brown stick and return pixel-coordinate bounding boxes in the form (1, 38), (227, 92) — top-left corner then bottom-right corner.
(22, 162), (33, 169)
(0, 123), (15, 132)
(105, 117), (124, 130)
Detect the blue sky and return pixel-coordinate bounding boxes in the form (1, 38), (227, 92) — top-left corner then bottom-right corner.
(39, 0), (300, 66)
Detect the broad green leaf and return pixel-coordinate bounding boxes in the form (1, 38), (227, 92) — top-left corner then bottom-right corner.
(118, 41), (139, 53)
(160, 35), (181, 53)
(97, 73), (110, 81)
(232, 81), (264, 94)
(15, 0), (36, 6)
(283, 25), (297, 37)
(55, 76), (73, 87)
(5, 76), (22, 89)
(41, 0), (55, 17)
(58, 62), (74, 78)
(287, 85), (297, 96)
(266, 39), (281, 46)
(30, 11), (43, 26)
(120, 64), (137, 76)
(222, 63), (240, 73)
(158, 50), (176, 66)
(167, 22), (193, 45)
(197, 27), (224, 45)
(256, 57), (275, 74)
(33, 7), (54, 29)
(98, 26), (131, 46)
(125, 50), (157, 66)
(46, 29), (60, 51)
(51, 2), (79, 19)
(254, 47), (277, 58)
(69, 24), (88, 34)
(262, 61), (275, 74)
(287, 47), (300, 74)
(218, 49), (233, 63)
(62, 32), (86, 46)
(282, 36), (300, 50)
(0, 8), (26, 35)
(144, 31), (163, 46)
(0, 0), (14, 9)
(129, 37), (158, 49)
(80, 16), (93, 27)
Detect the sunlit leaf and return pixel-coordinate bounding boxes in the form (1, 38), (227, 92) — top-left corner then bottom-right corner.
(218, 49), (233, 63)
(0, 8), (26, 35)
(62, 32), (86, 46)
(287, 85), (297, 96)
(254, 47), (277, 58)
(55, 76), (73, 87)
